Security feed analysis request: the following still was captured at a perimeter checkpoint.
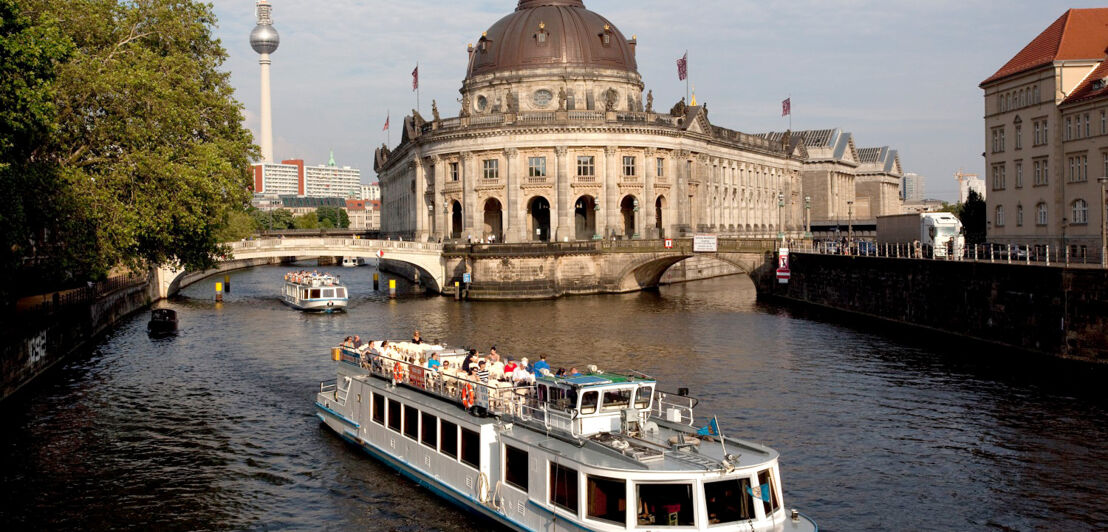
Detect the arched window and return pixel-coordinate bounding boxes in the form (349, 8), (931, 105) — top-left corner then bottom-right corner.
(1072, 199), (1088, 225)
(1032, 85), (1039, 104)
(995, 205), (1005, 227)
(1036, 203), (1048, 226)
(1017, 205), (1024, 226)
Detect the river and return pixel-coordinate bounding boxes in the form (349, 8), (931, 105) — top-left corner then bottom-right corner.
(2, 264), (1106, 531)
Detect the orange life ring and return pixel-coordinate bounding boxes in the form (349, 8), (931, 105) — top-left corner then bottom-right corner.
(461, 383), (475, 409)
(393, 363), (406, 383)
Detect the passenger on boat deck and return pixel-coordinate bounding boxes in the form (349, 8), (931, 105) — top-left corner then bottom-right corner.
(426, 353), (441, 371)
(512, 363), (535, 386)
(489, 347), (500, 364)
(569, 367), (582, 376)
(532, 355), (551, 374)
(411, 330), (422, 344)
(503, 357), (517, 375)
(555, 367), (567, 377)
(476, 360), (490, 383)
(441, 361), (456, 377)
(341, 336), (353, 349)
(352, 335), (363, 349)
(461, 349), (477, 373)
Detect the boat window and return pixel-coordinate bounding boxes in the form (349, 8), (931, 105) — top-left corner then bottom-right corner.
(460, 427), (480, 469)
(538, 384), (548, 402)
(301, 289), (308, 299)
(636, 483), (695, 527)
(757, 469), (780, 515)
(336, 288), (346, 298)
(403, 405), (419, 440)
(372, 393), (385, 425)
(420, 412), (437, 448)
(601, 388), (632, 412)
(549, 463), (579, 513)
(440, 420), (458, 458)
(387, 399), (402, 432)
(504, 444), (528, 492)
(580, 391), (598, 415)
(310, 289), (321, 299)
(704, 478), (755, 524)
(634, 386), (653, 409)
(587, 475), (625, 525)
(322, 289), (335, 298)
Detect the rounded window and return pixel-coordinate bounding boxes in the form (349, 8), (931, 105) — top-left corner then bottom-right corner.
(533, 89), (553, 108)
(476, 95), (488, 112)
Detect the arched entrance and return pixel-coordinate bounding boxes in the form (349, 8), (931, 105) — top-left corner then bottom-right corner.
(450, 201), (462, 239)
(655, 195), (666, 238)
(527, 196), (551, 242)
(483, 198), (503, 243)
(574, 195), (598, 241)
(620, 195), (638, 238)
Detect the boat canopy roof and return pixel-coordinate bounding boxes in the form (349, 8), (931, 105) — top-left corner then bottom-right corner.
(538, 372), (655, 389)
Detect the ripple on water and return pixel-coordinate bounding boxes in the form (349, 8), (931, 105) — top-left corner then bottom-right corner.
(2, 267), (1108, 531)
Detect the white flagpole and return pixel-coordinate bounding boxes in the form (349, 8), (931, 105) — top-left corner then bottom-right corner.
(714, 415), (728, 460)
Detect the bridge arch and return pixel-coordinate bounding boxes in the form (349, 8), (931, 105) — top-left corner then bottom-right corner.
(611, 252), (763, 293)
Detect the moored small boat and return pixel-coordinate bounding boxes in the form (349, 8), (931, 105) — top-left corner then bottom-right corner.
(147, 308), (178, 335)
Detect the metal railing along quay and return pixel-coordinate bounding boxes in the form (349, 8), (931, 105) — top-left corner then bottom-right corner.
(793, 241), (1107, 269)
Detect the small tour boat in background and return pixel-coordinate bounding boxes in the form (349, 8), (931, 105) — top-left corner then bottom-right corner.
(282, 271), (348, 312)
(342, 257), (365, 268)
(147, 308), (178, 335)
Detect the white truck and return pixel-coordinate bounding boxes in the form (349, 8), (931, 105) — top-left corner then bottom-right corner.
(877, 212), (965, 258)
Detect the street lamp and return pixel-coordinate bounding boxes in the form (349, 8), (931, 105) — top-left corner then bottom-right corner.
(1100, 177), (1108, 267)
(847, 200), (854, 243)
(804, 195), (812, 239)
(777, 192), (785, 242)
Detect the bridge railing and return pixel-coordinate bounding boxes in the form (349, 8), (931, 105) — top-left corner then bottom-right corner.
(227, 238), (443, 253)
(445, 238), (779, 256)
(793, 240), (1106, 269)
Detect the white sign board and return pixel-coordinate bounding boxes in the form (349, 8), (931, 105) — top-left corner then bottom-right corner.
(692, 234), (718, 253)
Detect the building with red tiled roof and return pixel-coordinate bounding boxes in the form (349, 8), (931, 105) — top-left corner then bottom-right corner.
(981, 8), (1108, 260)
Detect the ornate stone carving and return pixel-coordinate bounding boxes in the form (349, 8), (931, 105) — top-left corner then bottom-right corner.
(504, 147), (519, 158)
(645, 90), (653, 113)
(604, 146), (618, 157)
(459, 94), (471, 117)
(643, 147), (656, 157)
(432, 100), (441, 122)
(505, 90), (515, 113)
(670, 97), (686, 117)
(604, 88), (618, 112)
(460, 151), (474, 161)
(674, 149), (690, 159)
(554, 146), (568, 157)
(696, 154), (709, 164)
(412, 109), (426, 127)
(558, 87), (567, 111)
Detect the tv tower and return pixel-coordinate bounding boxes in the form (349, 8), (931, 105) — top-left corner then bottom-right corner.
(250, 1), (279, 163)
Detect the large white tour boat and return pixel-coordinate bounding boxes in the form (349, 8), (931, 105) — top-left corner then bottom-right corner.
(315, 341), (818, 531)
(282, 271), (348, 312)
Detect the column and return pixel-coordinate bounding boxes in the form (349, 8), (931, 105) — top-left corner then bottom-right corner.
(555, 146), (571, 242)
(413, 153), (429, 241)
(604, 146), (619, 238)
(696, 154), (710, 232)
(462, 151), (476, 239)
(644, 148), (656, 239)
(431, 155), (444, 241)
(676, 150), (691, 235)
(505, 148), (520, 243)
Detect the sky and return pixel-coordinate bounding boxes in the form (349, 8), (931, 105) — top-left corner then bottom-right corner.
(210, 0), (1089, 202)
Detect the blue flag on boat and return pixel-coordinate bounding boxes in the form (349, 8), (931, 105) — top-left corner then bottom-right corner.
(746, 483), (772, 502)
(696, 417), (720, 437)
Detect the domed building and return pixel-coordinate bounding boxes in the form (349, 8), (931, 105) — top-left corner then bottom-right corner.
(376, 0), (807, 243)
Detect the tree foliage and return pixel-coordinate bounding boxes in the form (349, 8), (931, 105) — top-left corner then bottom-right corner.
(4, 0), (256, 294)
(316, 206), (350, 229)
(959, 190), (987, 244)
(293, 213), (320, 229)
(252, 208), (294, 230)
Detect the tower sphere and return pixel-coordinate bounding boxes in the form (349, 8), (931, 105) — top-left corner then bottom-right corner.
(250, 24), (279, 54)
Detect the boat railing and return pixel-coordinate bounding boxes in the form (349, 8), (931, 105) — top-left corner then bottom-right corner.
(650, 390), (698, 426)
(319, 379), (337, 397)
(345, 348), (545, 423)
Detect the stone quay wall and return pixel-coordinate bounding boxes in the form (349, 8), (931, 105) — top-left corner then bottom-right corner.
(765, 253), (1108, 362)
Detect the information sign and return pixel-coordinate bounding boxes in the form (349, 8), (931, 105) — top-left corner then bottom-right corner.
(692, 234), (718, 253)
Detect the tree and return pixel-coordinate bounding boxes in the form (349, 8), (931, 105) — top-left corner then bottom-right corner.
(213, 209), (258, 242)
(316, 206), (350, 229)
(0, 0), (72, 293)
(15, 0), (256, 285)
(293, 213), (320, 229)
(959, 190), (987, 244)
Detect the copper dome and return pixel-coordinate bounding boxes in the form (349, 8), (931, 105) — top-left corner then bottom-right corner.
(467, 0), (638, 79)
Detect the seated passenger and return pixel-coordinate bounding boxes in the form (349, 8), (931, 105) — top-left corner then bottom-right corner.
(412, 330), (422, 344)
(489, 359), (506, 381)
(512, 365), (535, 386)
(427, 353), (441, 371)
(503, 357), (518, 375)
(569, 367), (582, 376)
(341, 336), (354, 349)
(532, 355), (551, 374)
(352, 335), (363, 349)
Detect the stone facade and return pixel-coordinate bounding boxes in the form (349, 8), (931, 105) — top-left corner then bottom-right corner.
(981, 8), (1108, 259)
(377, 1), (804, 243)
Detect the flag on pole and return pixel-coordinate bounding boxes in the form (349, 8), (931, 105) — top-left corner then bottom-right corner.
(412, 66), (419, 91)
(782, 97), (791, 117)
(677, 52), (688, 81)
(696, 416), (720, 437)
(746, 483), (772, 503)
(382, 113), (390, 131)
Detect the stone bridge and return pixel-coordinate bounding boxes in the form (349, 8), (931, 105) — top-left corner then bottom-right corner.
(442, 239), (780, 300)
(152, 237), (779, 300)
(153, 238), (446, 298)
